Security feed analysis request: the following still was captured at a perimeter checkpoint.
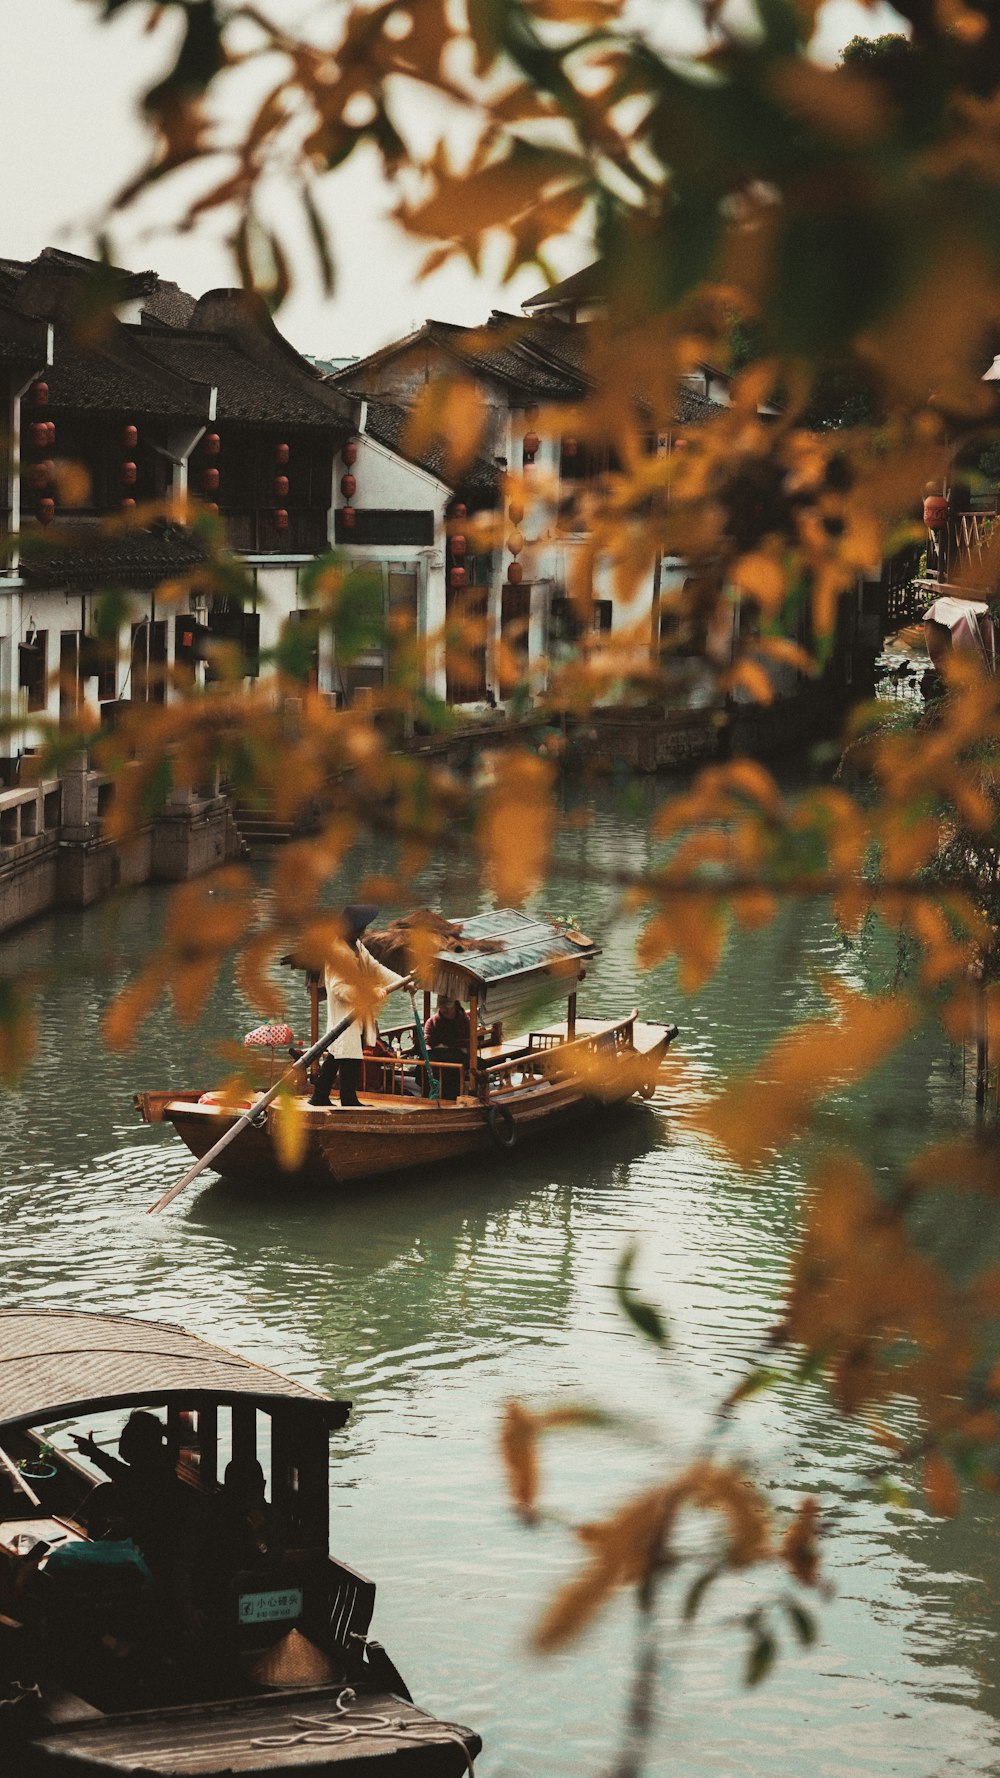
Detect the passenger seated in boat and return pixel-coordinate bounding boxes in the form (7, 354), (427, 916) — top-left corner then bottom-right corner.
(424, 996), (469, 1100)
(210, 1457), (281, 1572)
(72, 1412), (202, 1580)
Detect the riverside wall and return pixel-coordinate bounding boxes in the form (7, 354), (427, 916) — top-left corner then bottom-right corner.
(0, 760), (241, 938)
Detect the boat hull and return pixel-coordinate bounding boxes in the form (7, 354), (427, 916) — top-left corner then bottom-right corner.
(141, 1020), (675, 1192)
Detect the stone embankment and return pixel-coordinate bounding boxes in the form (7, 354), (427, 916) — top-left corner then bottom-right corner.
(0, 753), (240, 937)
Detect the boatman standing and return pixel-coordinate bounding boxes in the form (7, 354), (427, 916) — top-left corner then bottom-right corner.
(309, 903), (411, 1107)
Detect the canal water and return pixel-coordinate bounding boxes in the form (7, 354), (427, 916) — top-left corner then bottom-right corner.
(1, 780), (998, 1777)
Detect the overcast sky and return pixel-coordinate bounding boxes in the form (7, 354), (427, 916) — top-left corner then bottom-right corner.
(4, 0), (907, 361)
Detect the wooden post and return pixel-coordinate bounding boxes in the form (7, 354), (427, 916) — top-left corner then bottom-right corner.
(469, 993), (479, 1089)
(567, 991), (577, 1042)
(423, 990), (431, 1023)
(231, 1400), (256, 1469)
(976, 979), (989, 1114)
(198, 1402), (218, 1490)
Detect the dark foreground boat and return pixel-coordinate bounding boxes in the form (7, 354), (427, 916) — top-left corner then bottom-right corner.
(136, 908), (678, 1195)
(0, 1308), (480, 1775)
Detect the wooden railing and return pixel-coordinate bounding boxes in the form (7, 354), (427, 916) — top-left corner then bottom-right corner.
(481, 1013), (638, 1098)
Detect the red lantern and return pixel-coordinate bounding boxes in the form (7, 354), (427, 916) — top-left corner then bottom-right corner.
(275, 508), (289, 530)
(451, 534), (467, 557)
(202, 467), (220, 493)
(562, 437), (578, 459)
(508, 500), (524, 526)
(32, 381), (49, 408)
(923, 495), (949, 528)
(274, 474), (289, 498)
(120, 497), (136, 512)
(340, 473), (357, 500)
(275, 442), (290, 465)
(28, 422), (47, 449)
(44, 422), (56, 447)
(507, 530), (524, 556)
(507, 561), (523, 585)
(204, 431), (220, 457)
(37, 498), (55, 525)
(342, 440), (357, 466)
(30, 460), (53, 490)
(122, 423), (138, 450)
(340, 505), (356, 529)
(523, 431), (540, 457)
(450, 565), (468, 589)
(451, 502), (467, 520)
(203, 502), (219, 516)
(122, 461), (138, 486)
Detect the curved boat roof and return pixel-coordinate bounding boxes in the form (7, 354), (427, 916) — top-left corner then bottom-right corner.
(0, 1309), (349, 1432)
(432, 908), (598, 1017)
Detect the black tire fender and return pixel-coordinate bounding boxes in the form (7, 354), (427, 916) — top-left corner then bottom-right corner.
(487, 1103), (517, 1149)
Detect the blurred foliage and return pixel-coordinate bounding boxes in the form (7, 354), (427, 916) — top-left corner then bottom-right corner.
(8, 0), (1000, 1764)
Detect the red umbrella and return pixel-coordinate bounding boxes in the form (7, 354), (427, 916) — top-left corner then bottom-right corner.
(243, 1023), (296, 1087)
(243, 1023), (295, 1048)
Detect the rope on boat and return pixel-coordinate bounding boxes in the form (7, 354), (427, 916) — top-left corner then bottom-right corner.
(249, 1686), (476, 1772)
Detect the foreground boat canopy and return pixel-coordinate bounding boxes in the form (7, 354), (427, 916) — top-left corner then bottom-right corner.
(0, 1308), (349, 1432)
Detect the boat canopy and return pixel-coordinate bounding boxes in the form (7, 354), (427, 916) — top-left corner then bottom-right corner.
(923, 595), (995, 669)
(429, 908), (599, 1020)
(0, 1309), (349, 1433)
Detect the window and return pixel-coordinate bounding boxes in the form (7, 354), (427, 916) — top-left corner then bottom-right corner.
(19, 631), (47, 712)
(60, 630), (80, 724)
(131, 620), (167, 704)
(335, 509), (434, 545)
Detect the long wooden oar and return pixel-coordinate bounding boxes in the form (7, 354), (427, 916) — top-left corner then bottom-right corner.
(146, 1010), (356, 1215)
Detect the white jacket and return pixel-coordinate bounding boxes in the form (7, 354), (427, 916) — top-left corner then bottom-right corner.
(324, 941), (407, 1059)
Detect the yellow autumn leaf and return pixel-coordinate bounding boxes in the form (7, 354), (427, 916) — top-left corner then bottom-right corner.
(500, 1401), (540, 1521)
(923, 1450), (962, 1518)
(479, 751), (555, 905)
(693, 983), (916, 1170)
(730, 553), (787, 616)
(405, 375), (487, 479)
(271, 1087), (308, 1173)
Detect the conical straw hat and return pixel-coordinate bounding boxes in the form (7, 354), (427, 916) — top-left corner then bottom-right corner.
(250, 1629), (338, 1686)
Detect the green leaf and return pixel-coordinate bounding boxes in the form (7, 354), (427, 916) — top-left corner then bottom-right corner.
(780, 1597), (817, 1646)
(93, 588), (132, 643)
(139, 754), (174, 822)
(144, 0), (226, 113)
(745, 1628), (777, 1688)
(614, 1243), (670, 1348)
(301, 181), (336, 297)
(273, 616), (320, 685)
(875, 1476), (910, 1510)
(682, 1565), (721, 1622)
(725, 1367), (782, 1408)
(333, 568), (387, 663)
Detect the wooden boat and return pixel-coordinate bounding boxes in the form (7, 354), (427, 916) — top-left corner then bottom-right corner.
(0, 1307), (480, 1775)
(136, 909), (678, 1192)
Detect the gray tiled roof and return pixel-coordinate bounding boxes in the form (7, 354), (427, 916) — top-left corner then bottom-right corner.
(364, 398), (499, 492)
(43, 339), (210, 418)
(136, 329), (345, 426)
(20, 522), (210, 591)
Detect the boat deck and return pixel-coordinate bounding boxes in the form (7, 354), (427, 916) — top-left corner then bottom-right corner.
(32, 1684), (480, 1774)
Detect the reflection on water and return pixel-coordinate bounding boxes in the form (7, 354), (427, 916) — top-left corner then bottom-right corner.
(1, 780), (999, 1775)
